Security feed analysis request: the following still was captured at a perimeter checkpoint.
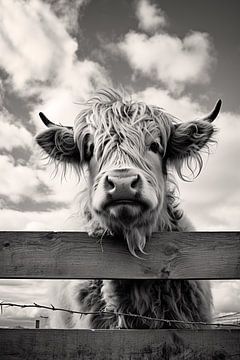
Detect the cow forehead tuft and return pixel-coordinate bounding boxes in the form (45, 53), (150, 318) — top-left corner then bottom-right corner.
(75, 90), (174, 138)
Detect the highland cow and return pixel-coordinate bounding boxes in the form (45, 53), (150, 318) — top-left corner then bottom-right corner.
(36, 88), (221, 329)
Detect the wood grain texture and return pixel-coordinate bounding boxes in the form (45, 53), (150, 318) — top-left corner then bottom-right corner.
(0, 231), (239, 279)
(0, 329), (239, 360)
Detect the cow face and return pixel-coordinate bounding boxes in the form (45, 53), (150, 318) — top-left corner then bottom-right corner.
(36, 89), (221, 255)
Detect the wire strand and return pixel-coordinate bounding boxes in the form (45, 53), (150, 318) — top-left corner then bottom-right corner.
(1, 301), (240, 328)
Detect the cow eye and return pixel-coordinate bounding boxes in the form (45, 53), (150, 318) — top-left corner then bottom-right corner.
(85, 142), (94, 161)
(149, 142), (160, 154)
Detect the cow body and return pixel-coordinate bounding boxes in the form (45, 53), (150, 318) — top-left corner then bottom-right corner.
(36, 88), (221, 329)
(50, 279), (212, 329)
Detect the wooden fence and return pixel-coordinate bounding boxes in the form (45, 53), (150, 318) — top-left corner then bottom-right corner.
(0, 231), (240, 359)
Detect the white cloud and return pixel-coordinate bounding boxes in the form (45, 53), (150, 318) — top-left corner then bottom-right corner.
(0, 0), (110, 132)
(117, 31), (213, 92)
(121, 1), (214, 92)
(212, 281), (240, 314)
(0, 155), (42, 202)
(48, 0), (88, 34)
(136, 0), (167, 33)
(0, 147), (86, 211)
(0, 110), (32, 151)
(34, 59), (109, 128)
(0, 150), (87, 230)
(137, 86), (202, 119)
(0, 207), (85, 231)
(0, 0), (109, 100)
(0, 0), (76, 90)
(0, 279), (50, 303)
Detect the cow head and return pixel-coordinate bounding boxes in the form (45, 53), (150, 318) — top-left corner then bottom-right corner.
(36, 89), (221, 255)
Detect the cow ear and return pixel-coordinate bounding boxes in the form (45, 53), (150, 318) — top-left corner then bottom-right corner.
(36, 126), (80, 164)
(167, 99), (221, 166)
(167, 120), (215, 161)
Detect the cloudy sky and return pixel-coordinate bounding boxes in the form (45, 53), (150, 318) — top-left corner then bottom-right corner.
(0, 0), (240, 327)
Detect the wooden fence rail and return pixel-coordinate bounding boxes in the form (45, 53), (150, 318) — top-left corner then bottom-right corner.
(1, 329), (240, 360)
(0, 231), (240, 359)
(0, 231), (239, 279)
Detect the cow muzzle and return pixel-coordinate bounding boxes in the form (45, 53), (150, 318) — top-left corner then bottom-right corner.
(104, 171), (141, 204)
(92, 168), (158, 224)
(102, 169), (146, 210)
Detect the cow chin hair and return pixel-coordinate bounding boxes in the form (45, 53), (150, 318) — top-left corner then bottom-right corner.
(89, 208), (160, 258)
(124, 227), (151, 258)
(122, 200), (182, 257)
(113, 207), (164, 257)
(78, 185), (179, 257)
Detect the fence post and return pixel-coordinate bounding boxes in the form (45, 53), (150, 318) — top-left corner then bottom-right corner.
(35, 319), (40, 329)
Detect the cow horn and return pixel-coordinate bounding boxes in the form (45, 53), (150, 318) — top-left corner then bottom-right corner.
(39, 112), (73, 130)
(39, 112), (57, 127)
(198, 99), (222, 123)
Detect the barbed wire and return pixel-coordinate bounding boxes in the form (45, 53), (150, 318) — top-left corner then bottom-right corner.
(213, 311), (240, 320)
(1, 301), (240, 328)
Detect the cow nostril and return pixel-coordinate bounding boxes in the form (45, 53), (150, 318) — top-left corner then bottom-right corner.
(131, 175), (140, 189)
(106, 176), (115, 190)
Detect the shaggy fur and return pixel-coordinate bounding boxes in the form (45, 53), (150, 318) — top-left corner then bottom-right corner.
(36, 89), (220, 335)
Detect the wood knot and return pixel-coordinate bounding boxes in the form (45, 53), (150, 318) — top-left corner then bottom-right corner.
(164, 243), (179, 256)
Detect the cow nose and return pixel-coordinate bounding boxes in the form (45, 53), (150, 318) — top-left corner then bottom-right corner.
(104, 174), (141, 199)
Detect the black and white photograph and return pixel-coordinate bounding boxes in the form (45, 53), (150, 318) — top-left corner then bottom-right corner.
(0, 0), (240, 359)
